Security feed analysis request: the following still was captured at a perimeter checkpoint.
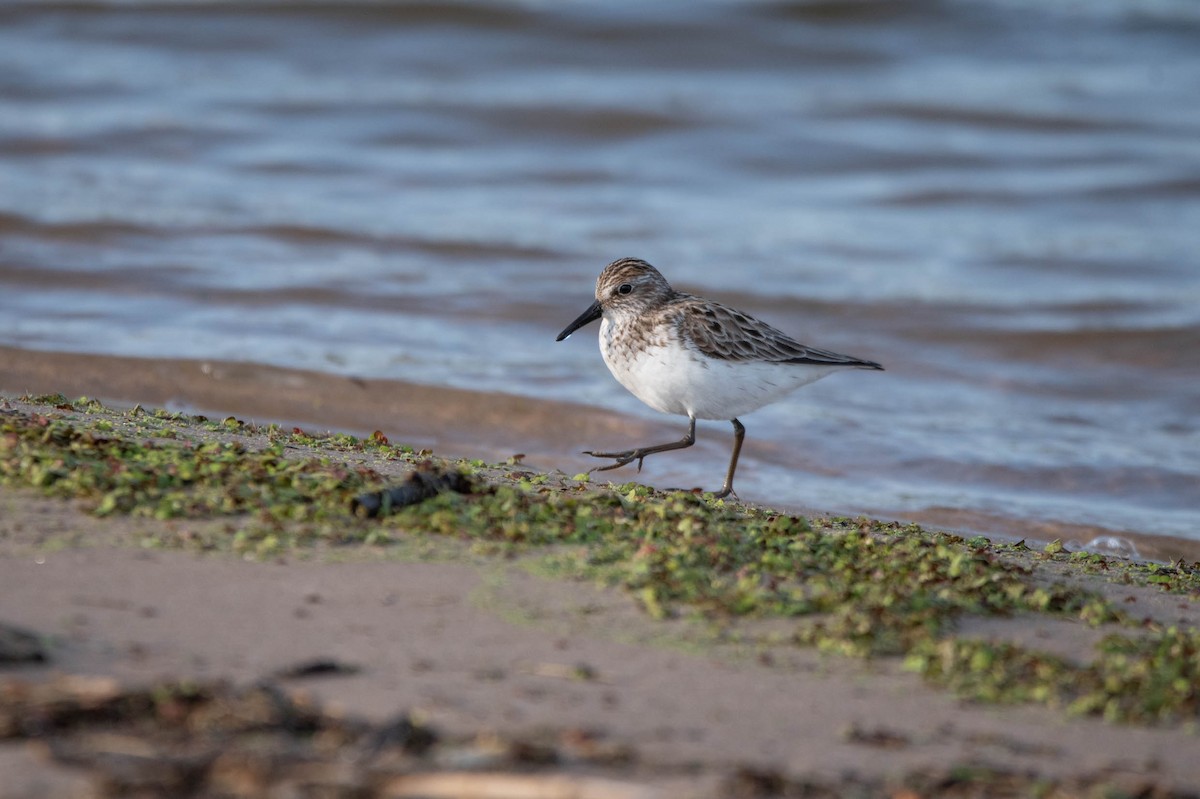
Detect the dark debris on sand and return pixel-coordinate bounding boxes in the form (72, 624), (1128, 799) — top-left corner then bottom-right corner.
(0, 622), (47, 665)
(0, 675), (637, 799)
(1, 675), (1196, 799)
(351, 467), (478, 518)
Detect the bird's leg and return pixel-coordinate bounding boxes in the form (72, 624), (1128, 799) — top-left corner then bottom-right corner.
(710, 418), (745, 499)
(584, 417), (696, 474)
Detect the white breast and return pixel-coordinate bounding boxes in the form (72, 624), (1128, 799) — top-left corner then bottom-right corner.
(599, 317), (840, 421)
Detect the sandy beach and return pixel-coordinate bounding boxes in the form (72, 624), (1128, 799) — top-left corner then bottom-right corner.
(3, 346), (1200, 798)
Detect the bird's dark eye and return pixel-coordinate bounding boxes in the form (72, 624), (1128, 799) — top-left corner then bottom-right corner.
(617, 283), (633, 295)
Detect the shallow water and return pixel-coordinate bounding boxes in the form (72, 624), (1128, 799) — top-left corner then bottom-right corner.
(1, 1), (1198, 550)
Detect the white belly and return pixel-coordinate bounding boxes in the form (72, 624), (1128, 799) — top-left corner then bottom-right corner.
(600, 321), (839, 420)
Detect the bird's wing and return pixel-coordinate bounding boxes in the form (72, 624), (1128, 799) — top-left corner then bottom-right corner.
(675, 298), (882, 369)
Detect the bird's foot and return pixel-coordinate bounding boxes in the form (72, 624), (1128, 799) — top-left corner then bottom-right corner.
(582, 448), (648, 473)
(710, 484), (739, 501)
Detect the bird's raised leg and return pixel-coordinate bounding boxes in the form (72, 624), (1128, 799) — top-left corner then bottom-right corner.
(585, 416), (696, 473)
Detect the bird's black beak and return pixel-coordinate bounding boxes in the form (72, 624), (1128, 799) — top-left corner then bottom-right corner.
(555, 299), (602, 341)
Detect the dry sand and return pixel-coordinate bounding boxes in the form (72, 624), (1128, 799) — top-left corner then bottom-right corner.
(2, 345), (1199, 797)
(4, 498), (1200, 797)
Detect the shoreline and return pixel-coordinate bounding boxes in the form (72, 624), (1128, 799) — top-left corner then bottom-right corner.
(2, 343), (1195, 563)
(2, 392), (1200, 796)
(0, 343), (652, 468)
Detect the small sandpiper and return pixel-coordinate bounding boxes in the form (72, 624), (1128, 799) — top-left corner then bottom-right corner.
(556, 257), (883, 498)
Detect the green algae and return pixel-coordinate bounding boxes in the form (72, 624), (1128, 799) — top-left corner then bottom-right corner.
(1, 408), (375, 523)
(908, 626), (1200, 725)
(3, 395), (1200, 727)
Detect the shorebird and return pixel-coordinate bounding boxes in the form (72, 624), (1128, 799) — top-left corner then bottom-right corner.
(556, 257), (883, 498)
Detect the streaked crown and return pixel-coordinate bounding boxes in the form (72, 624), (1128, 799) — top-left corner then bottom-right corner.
(595, 258), (675, 317)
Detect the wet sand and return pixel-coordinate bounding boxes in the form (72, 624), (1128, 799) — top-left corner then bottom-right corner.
(0, 344), (653, 471)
